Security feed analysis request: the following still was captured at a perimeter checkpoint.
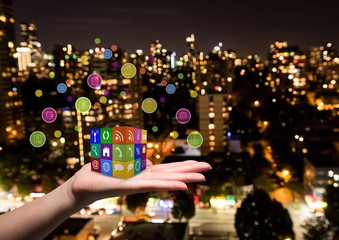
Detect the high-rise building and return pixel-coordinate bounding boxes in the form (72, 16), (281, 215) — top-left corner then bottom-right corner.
(267, 40), (308, 105)
(0, 0), (25, 143)
(19, 22), (45, 71)
(198, 93), (231, 155)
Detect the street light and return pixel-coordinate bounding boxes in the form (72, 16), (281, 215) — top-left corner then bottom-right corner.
(277, 169), (291, 183)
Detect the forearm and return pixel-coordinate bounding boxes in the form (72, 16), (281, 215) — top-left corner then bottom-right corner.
(0, 177), (81, 240)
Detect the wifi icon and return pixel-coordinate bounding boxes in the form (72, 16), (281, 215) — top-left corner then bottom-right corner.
(114, 131), (124, 142)
(128, 130), (134, 141)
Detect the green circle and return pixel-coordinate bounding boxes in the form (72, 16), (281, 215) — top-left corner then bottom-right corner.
(49, 72), (55, 79)
(142, 98), (157, 114)
(187, 132), (203, 148)
(29, 131), (46, 148)
(152, 126), (158, 132)
(74, 125), (80, 132)
(120, 91), (126, 97)
(94, 37), (101, 44)
(178, 73), (184, 80)
(75, 97), (92, 113)
(121, 63), (137, 78)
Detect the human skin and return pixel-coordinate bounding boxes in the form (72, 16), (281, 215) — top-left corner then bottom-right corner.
(0, 160), (211, 240)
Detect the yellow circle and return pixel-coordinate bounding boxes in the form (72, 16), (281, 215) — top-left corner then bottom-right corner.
(121, 63), (137, 78)
(190, 90), (198, 98)
(99, 96), (107, 104)
(54, 130), (62, 138)
(170, 131), (179, 139)
(35, 89), (43, 97)
(81, 56), (88, 63)
(142, 98), (157, 114)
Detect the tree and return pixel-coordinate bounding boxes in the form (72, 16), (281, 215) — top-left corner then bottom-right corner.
(125, 192), (150, 218)
(302, 216), (335, 240)
(235, 189), (294, 240)
(324, 184), (339, 238)
(171, 191), (195, 222)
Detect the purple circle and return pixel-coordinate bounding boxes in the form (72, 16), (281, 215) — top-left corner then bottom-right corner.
(42, 107), (57, 123)
(149, 56), (155, 63)
(67, 96), (73, 102)
(175, 108), (191, 124)
(104, 90), (109, 96)
(112, 62), (119, 68)
(160, 96), (166, 103)
(87, 73), (102, 89)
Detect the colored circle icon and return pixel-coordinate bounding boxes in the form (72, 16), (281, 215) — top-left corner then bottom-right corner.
(121, 63), (137, 78)
(166, 84), (176, 94)
(42, 107), (57, 123)
(35, 89), (43, 97)
(176, 108), (191, 124)
(29, 131), (46, 148)
(57, 83), (67, 93)
(187, 132), (203, 148)
(87, 73), (102, 89)
(75, 97), (92, 113)
(142, 98), (157, 114)
(103, 49), (113, 59)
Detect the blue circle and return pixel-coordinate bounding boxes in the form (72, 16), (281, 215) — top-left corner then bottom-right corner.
(166, 84), (176, 94)
(57, 83), (67, 93)
(103, 49), (113, 59)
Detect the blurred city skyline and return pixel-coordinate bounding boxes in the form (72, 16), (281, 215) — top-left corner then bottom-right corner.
(13, 0), (339, 58)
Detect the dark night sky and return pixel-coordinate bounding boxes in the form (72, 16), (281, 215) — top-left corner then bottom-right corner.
(12, 0), (339, 59)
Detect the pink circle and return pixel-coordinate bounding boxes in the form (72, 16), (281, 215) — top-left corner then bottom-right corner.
(87, 73), (102, 89)
(42, 107), (57, 123)
(175, 108), (191, 124)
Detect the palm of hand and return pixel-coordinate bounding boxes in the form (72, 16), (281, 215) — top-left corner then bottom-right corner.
(69, 160), (211, 205)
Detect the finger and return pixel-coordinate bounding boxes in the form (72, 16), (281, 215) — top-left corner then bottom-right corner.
(149, 161), (211, 173)
(135, 172), (206, 183)
(149, 160), (198, 171)
(146, 159), (153, 166)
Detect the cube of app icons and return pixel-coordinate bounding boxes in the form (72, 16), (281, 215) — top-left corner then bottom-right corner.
(90, 126), (147, 179)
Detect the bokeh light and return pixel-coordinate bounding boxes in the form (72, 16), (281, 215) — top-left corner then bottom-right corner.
(152, 126), (159, 132)
(35, 89), (43, 97)
(94, 37), (101, 44)
(54, 130), (62, 138)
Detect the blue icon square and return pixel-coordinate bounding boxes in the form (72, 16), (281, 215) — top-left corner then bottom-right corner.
(134, 144), (141, 158)
(90, 129), (100, 144)
(101, 159), (112, 176)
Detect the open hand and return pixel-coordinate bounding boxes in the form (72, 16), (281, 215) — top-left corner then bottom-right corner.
(69, 160), (211, 205)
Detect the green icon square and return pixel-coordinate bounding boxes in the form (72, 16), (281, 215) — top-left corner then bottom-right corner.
(91, 144), (100, 158)
(100, 128), (112, 144)
(113, 144), (134, 162)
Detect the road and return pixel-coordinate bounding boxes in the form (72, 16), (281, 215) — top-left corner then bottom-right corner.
(74, 200), (313, 240)
(76, 205), (237, 240)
